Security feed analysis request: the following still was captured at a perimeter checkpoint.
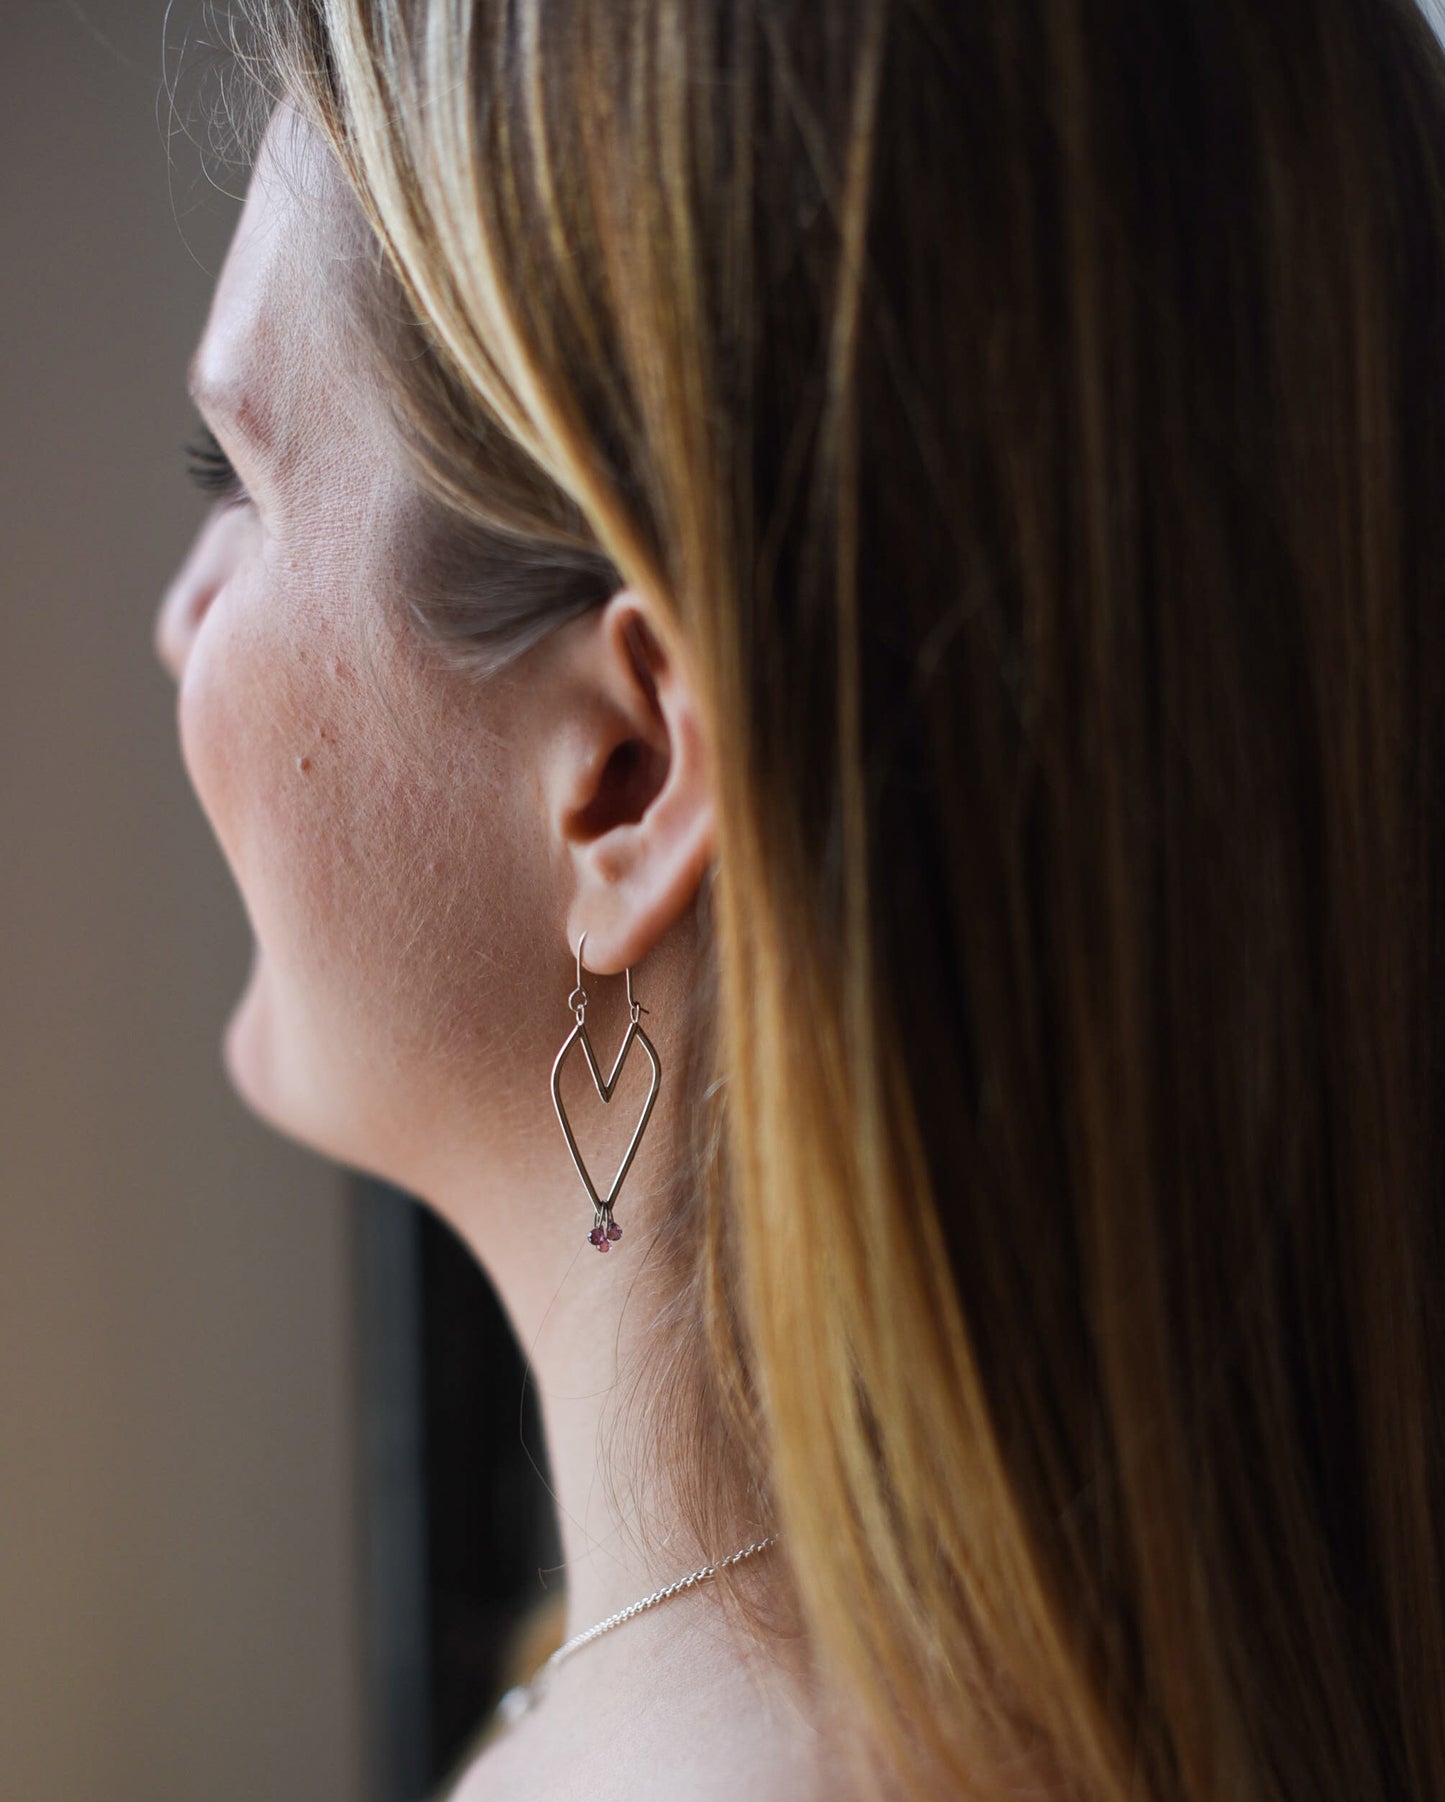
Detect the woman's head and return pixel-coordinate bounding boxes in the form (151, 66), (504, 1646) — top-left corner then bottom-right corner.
(164, 3), (1445, 1797)
(155, 110), (725, 1351)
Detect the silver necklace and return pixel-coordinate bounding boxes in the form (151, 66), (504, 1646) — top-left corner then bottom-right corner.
(493, 1535), (778, 1729)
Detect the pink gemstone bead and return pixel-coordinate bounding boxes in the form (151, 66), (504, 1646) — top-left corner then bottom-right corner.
(606, 1223), (622, 1241)
(597, 1235), (610, 1252)
(588, 1226), (603, 1246)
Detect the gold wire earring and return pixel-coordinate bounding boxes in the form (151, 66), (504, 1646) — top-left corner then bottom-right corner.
(550, 929), (662, 1252)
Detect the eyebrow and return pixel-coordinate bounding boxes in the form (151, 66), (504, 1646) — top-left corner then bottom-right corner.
(186, 352), (268, 450)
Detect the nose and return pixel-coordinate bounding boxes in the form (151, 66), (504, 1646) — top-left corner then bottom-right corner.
(154, 506), (247, 683)
(154, 563), (204, 684)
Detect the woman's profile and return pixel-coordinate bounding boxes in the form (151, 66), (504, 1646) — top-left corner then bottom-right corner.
(155, 2), (1445, 1798)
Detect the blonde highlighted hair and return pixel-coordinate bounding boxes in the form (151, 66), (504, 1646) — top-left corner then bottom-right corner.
(228, 2), (1445, 1796)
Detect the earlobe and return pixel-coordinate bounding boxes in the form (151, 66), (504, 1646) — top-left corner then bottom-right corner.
(550, 589), (716, 976)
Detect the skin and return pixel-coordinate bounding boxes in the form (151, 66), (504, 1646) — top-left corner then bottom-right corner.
(154, 108), (861, 1801)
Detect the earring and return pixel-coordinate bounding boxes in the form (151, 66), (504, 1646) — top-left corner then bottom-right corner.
(550, 929), (662, 1253)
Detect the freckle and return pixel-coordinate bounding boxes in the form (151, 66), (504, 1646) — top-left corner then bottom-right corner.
(297, 756), (312, 774)
(333, 659), (351, 681)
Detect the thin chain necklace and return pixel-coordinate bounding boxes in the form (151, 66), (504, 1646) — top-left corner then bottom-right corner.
(493, 1535), (779, 1729)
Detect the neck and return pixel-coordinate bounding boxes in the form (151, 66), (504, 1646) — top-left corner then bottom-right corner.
(418, 999), (739, 1642)
(515, 1219), (711, 1642)
(411, 1007), (859, 1798)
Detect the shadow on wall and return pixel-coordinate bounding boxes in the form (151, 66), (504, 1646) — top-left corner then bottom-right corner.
(356, 1182), (562, 1801)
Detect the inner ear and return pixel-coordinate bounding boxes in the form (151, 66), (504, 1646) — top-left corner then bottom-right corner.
(572, 736), (670, 840)
(622, 614), (665, 711)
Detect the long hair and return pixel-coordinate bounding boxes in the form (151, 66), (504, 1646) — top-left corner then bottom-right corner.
(229, 2), (1445, 1795)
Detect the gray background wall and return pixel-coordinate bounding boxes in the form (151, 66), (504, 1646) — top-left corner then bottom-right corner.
(0, 6), (369, 1798)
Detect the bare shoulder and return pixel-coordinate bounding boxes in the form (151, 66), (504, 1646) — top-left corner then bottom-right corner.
(437, 1663), (892, 1802)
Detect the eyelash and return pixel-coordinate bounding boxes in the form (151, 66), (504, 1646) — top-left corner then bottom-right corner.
(185, 424), (248, 508)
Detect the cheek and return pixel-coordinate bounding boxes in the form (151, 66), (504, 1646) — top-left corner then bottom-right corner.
(176, 565), (337, 927)
(175, 565), (280, 899)
(178, 562), (529, 1073)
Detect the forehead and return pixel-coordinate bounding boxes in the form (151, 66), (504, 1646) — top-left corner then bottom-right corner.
(188, 106), (368, 450)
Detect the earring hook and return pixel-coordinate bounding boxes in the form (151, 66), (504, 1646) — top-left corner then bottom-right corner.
(574, 929), (648, 1019)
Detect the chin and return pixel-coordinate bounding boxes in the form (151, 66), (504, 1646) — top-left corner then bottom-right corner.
(219, 943), (418, 1190)
(222, 951), (297, 1133)
(221, 947), (338, 1162)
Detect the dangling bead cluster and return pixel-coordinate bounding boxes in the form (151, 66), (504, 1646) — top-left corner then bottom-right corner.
(587, 1210), (624, 1252)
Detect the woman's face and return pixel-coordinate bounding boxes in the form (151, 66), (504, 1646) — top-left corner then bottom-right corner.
(154, 110), (573, 1217)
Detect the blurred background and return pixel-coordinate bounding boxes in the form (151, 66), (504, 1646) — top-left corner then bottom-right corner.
(0, 6), (559, 1798)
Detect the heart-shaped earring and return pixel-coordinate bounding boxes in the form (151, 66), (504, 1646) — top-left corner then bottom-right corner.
(550, 929), (661, 1253)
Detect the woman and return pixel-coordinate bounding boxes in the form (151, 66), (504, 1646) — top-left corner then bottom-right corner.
(155, 1), (1445, 1798)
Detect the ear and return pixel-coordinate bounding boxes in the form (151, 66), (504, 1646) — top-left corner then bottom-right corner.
(543, 588), (716, 975)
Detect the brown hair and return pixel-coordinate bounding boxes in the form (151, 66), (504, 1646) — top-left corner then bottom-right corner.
(225, 1), (1445, 1795)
